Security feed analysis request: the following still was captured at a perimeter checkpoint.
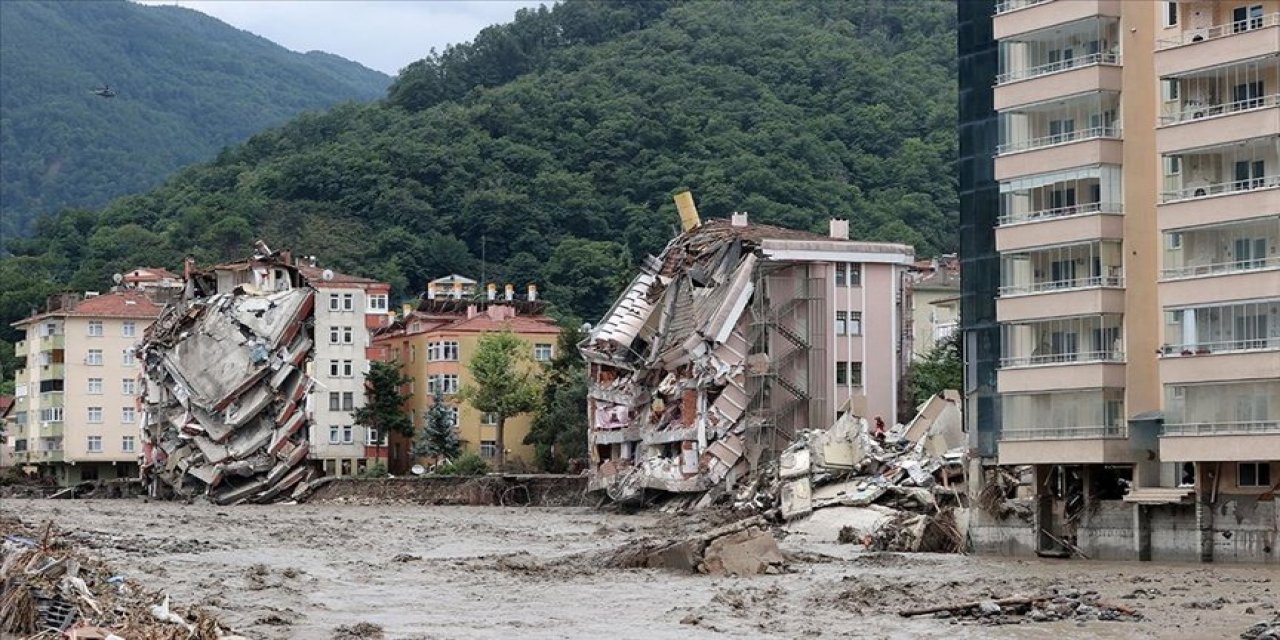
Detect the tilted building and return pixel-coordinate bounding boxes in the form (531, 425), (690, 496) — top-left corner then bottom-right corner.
(581, 195), (914, 502)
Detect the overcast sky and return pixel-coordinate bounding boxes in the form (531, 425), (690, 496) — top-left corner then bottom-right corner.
(136, 1), (549, 76)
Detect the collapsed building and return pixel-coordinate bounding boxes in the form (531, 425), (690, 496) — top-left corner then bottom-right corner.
(137, 244), (319, 504)
(580, 193), (915, 503)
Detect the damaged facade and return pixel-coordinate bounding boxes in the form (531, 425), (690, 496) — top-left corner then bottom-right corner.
(581, 193), (914, 502)
(136, 246), (320, 504)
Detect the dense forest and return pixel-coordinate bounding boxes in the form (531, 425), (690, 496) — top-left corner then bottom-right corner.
(1, 0), (957, 348)
(0, 0), (390, 238)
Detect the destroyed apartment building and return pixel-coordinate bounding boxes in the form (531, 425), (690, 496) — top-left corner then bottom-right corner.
(580, 192), (915, 503)
(136, 244), (320, 505)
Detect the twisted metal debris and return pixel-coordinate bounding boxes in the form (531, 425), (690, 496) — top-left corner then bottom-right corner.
(138, 245), (318, 504)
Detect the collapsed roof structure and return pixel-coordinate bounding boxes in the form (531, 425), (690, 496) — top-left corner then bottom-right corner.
(580, 193), (915, 504)
(137, 244), (318, 504)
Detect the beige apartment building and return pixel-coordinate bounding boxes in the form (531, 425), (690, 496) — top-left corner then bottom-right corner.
(982, 0), (1278, 562)
(9, 290), (165, 485)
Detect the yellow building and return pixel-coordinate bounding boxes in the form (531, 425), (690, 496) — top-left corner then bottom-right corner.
(372, 291), (560, 471)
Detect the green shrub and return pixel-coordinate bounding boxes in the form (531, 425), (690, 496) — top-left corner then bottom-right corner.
(436, 452), (490, 477)
(358, 462), (388, 478)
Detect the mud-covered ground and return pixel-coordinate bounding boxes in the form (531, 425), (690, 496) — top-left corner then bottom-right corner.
(6, 499), (1276, 639)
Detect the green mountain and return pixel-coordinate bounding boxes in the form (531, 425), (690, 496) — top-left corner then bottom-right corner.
(2, 0), (957, 339)
(0, 0), (390, 238)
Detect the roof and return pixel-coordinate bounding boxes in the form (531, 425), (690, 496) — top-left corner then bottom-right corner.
(12, 290), (164, 326)
(0, 395), (13, 419)
(124, 267), (181, 282)
(293, 264), (386, 287)
(373, 306), (561, 342)
(429, 274), (478, 286)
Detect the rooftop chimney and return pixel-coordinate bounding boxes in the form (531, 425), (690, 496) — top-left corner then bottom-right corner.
(731, 211), (749, 227)
(527, 283), (537, 301)
(504, 284), (514, 301)
(829, 219), (850, 240)
(487, 283), (496, 301)
(674, 191), (701, 232)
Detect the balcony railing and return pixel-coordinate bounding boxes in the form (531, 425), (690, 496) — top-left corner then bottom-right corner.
(1160, 338), (1280, 356)
(38, 334), (64, 350)
(1163, 420), (1280, 435)
(1156, 13), (1280, 50)
(1001, 425), (1126, 440)
(996, 52), (1120, 84)
(998, 201), (1122, 226)
(1160, 174), (1280, 203)
(995, 0), (1051, 15)
(1161, 256), (1280, 279)
(14, 340), (25, 351)
(1160, 94), (1280, 126)
(1000, 350), (1124, 368)
(999, 274), (1123, 297)
(997, 125), (1121, 155)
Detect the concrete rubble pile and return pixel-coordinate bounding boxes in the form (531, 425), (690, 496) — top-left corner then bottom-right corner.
(1, 518), (241, 639)
(1243, 614), (1280, 640)
(596, 516), (787, 577)
(137, 245), (319, 505)
(774, 391), (969, 552)
(898, 586), (1144, 625)
(580, 214), (766, 503)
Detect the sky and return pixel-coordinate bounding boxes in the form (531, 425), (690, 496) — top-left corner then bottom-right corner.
(136, 1), (549, 76)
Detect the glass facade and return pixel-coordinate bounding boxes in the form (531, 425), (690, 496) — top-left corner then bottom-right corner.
(1002, 388), (1126, 440)
(1164, 380), (1280, 435)
(1162, 216), (1280, 279)
(999, 164), (1123, 224)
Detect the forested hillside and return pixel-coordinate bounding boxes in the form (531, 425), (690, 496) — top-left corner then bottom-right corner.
(0, 0), (390, 238)
(2, 0), (957, 341)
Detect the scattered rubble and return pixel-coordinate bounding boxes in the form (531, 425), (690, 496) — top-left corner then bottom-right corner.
(1243, 613), (1280, 640)
(138, 243), (320, 504)
(0, 516), (238, 639)
(898, 587), (1144, 625)
(596, 516), (786, 576)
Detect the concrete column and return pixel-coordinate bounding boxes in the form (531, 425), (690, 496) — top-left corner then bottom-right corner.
(1133, 504), (1151, 562)
(1196, 461), (1215, 563)
(1034, 464), (1053, 554)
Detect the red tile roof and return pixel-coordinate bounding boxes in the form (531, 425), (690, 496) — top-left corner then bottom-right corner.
(124, 267), (181, 282)
(67, 291), (165, 318)
(295, 264), (386, 287)
(0, 395), (13, 418)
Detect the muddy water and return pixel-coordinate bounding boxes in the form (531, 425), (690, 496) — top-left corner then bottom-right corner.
(8, 499), (1275, 639)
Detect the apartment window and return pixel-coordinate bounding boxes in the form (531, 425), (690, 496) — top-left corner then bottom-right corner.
(481, 412), (499, 426)
(1161, 79), (1179, 103)
(39, 407), (63, 422)
(847, 263), (861, 286)
(1233, 5), (1264, 33)
(87, 320), (103, 337)
(329, 294), (341, 311)
(849, 362), (863, 386)
(342, 391), (354, 411)
(1163, 1), (1178, 27)
(1235, 160), (1266, 190)
(39, 351), (52, 366)
(121, 407), (136, 424)
(1239, 462), (1271, 488)
(343, 360), (354, 377)
(88, 378), (103, 395)
(534, 343), (553, 361)
(368, 294), (388, 312)
(343, 326), (354, 343)
(429, 374), (459, 395)
(448, 406), (460, 427)
(329, 392), (341, 411)
(122, 378), (136, 396)
(329, 327), (340, 343)
(87, 407), (103, 423)
(835, 263), (847, 287)
(480, 440), (498, 458)
(87, 435), (102, 452)
(122, 436), (135, 453)
(343, 293), (354, 311)
(87, 349), (103, 366)
(329, 425), (341, 444)
(836, 312), (848, 336)
(329, 360), (340, 377)
(836, 361), (849, 385)
(122, 349), (136, 366)
(429, 341), (459, 361)
(1232, 81), (1263, 111)
(122, 321), (136, 338)
(341, 425), (354, 444)
(1234, 237), (1267, 269)
(366, 427), (383, 445)
(43, 322), (58, 337)
(848, 312), (862, 336)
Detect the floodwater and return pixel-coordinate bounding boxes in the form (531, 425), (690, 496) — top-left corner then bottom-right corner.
(7, 499), (1276, 639)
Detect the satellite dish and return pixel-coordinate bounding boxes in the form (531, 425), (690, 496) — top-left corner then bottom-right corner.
(411, 464), (425, 476)
(321, 269), (335, 282)
(112, 273), (124, 284)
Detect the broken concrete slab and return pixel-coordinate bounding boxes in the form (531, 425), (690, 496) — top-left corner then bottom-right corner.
(780, 477), (813, 520)
(701, 527), (786, 576)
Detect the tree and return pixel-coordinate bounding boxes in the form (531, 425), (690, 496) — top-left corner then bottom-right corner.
(542, 239), (632, 325)
(352, 361), (414, 464)
(461, 331), (542, 468)
(526, 324), (589, 471)
(415, 387), (461, 461)
(906, 333), (962, 409)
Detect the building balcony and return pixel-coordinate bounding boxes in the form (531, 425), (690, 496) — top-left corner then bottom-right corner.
(1160, 431), (1280, 462)
(1157, 97), (1279, 154)
(1162, 268), (1280, 309)
(14, 339), (26, 352)
(998, 388), (1131, 464)
(1161, 215), (1279, 281)
(38, 334), (64, 350)
(38, 364), (64, 380)
(995, 62), (1122, 111)
(997, 206), (1123, 251)
(998, 359), (1125, 394)
(1155, 12), (1280, 78)
(38, 392), (64, 407)
(1158, 136), (1280, 228)
(994, 0), (1120, 40)
(1159, 350), (1279, 385)
(995, 136), (1123, 181)
(1160, 378), (1280, 461)
(998, 286), (1125, 323)
(39, 422), (64, 438)
(32, 450), (64, 463)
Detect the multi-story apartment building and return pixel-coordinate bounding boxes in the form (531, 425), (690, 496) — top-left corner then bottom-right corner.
(373, 284), (561, 471)
(909, 255), (962, 357)
(9, 290), (164, 485)
(963, 0), (1278, 563)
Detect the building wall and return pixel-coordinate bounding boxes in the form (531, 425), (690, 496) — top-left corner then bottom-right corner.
(310, 285), (372, 468)
(911, 288), (959, 358)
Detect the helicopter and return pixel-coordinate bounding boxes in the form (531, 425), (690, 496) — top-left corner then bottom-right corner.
(92, 85), (116, 98)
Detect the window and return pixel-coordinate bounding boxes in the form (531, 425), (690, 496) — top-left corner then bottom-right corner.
(342, 392), (354, 411)
(481, 412), (499, 426)
(341, 425), (354, 444)
(87, 436), (102, 452)
(835, 263), (847, 287)
(329, 392), (341, 411)
(122, 321), (136, 338)
(429, 374), (459, 395)
(1234, 237), (1267, 269)
(87, 349), (103, 366)
(122, 349), (136, 366)
(329, 327), (340, 344)
(366, 427), (383, 445)
(122, 378), (136, 396)
(43, 322), (58, 337)
(87, 320), (103, 337)
(429, 341), (459, 361)
(448, 406), (459, 427)
(850, 362), (863, 386)
(368, 294), (388, 312)
(1233, 5), (1264, 32)
(1163, 1), (1178, 27)
(122, 436), (135, 453)
(1234, 160), (1266, 190)
(343, 293), (354, 311)
(836, 312), (848, 336)
(343, 327), (354, 344)
(88, 378), (103, 395)
(480, 441), (498, 458)
(121, 407), (136, 423)
(836, 361), (849, 385)
(329, 294), (341, 311)
(847, 263), (862, 286)
(534, 343), (553, 361)
(1239, 462), (1272, 488)
(331, 360), (354, 377)
(39, 407), (63, 422)
(848, 312), (863, 336)
(329, 360), (340, 377)
(1165, 156), (1181, 177)
(343, 360), (354, 377)
(329, 425), (341, 444)
(87, 407), (103, 423)
(1232, 81), (1264, 111)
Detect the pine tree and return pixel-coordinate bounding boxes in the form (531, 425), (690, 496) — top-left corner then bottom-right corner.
(416, 387), (461, 461)
(352, 361), (414, 463)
